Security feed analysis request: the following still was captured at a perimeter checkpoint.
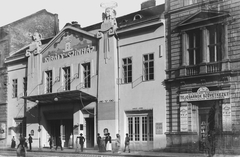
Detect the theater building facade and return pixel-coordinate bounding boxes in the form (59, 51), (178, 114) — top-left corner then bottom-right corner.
(5, 1), (166, 150)
(165, 0), (240, 154)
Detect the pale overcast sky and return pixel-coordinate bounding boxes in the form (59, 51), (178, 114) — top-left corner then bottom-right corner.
(0, 0), (165, 29)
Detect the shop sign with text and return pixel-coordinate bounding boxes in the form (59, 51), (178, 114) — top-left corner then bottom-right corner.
(179, 87), (230, 102)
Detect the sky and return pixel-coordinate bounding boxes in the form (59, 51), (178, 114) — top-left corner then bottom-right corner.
(0, 0), (164, 29)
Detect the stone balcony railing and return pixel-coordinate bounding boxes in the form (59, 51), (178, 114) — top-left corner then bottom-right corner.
(179, 60), (230, 77)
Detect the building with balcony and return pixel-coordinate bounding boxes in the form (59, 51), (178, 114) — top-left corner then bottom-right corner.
(4, 0), (166, 151)
(0, 9), (58, 147)
(165, 0), (240, 154)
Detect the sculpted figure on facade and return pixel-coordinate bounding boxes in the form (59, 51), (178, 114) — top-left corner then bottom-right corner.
(102, 7), (117, 29)
(25, 32), (43, 57)
(98, 2), (118, 63)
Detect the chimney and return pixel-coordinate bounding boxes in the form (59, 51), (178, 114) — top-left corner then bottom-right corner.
(141, 0), (156, 10)
(71, 21), (81, 29)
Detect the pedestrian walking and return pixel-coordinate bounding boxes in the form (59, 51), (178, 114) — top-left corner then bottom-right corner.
(55, 136), (63, 151)
(11, 136), (16, 148)
(123, 133), (130, 153)
(77, 133), (85, 152)
(28, 134), (32, 151)
(48, 136), (53, 149)
(97, 133), (101, 151)
(68, 133), (73, 148)
(16, 134), (27, 157)
(114, 133), (121, 154)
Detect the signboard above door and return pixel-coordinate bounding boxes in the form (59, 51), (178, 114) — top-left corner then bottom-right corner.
(179, 86), (230, 102)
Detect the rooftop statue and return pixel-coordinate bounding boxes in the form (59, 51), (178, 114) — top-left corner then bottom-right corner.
(25, 32), (42, 57)
(102, 7), (117, 27)
(100, 1), (118, 31)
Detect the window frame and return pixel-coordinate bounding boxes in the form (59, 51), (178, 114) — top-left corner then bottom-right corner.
(122, 57), (132, 84)
(187, 29), (201, 65)
(183, 24), (224, 66)
(45, 70), (53, 93)
(12, 79), (18, 98)
(127, 115), (153, 142)
(143, 53), (154, 81)
(207, 25), (222, 62)
(82, 62), (91, 88)
(23, 77), (27, 96)
(63, 67), (71, 91)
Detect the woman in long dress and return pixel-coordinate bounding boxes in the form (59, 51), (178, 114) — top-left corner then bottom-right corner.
(11, 136), (16, 148)
(106, 133), (112, 151)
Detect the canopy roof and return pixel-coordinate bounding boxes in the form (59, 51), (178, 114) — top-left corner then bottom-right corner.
(22, 90), (97, 104)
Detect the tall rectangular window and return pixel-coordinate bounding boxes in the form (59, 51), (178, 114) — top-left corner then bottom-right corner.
(82, 63), (91, 88)
(63, 67), (71, 91)
(188, 30), (201, 65)
(142, 117), (147, 141)
(46, 70), (52, 93)
(143, 53), (154, 81)
(122, 57), (132, 83)
(149, 116), (153, 141)
(23, 77), (27, 96)
(128, 117), (133, 141)
(12, 79), (18, 98)
(208, 25), (221, 62)
(135, 117), (140, 141)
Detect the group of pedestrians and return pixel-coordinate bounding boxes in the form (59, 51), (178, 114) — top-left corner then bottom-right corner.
(96, 132), (130, 154)
(11, 134), (33, 151)
(11, 132), (130, 155)
(10, 134), (33, 157)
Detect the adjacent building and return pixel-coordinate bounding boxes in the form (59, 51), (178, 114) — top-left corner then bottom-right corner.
(165, 0), (240, 154)
(0, 9), (59, 147)
(4, 0), (166, 151)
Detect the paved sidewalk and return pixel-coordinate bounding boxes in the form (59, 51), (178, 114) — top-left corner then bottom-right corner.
(0, 147), (239, 157)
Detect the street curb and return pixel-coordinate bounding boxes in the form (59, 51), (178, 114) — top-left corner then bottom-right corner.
(0, 148), (206, 157)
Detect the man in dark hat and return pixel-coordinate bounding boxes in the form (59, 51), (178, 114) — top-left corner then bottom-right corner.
(77, 133), (85, 152)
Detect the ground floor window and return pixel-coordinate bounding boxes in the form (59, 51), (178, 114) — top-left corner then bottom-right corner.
(127, 115), (153, 142)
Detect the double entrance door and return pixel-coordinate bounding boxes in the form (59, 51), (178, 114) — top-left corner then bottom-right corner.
(49, 119), (73, 147)
(194, 101), (221, 152)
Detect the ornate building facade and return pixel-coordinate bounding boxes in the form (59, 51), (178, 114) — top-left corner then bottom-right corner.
(165, 0), (240, 154)
(5, 0), (166, 151)
(0, 9), (58, 147)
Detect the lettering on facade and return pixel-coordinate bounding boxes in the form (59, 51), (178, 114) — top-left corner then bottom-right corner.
(222, 104), (232, 131)
(179, 87), (230, 102)
(43, 45), (95, 63)
(180, 106), (188, 132)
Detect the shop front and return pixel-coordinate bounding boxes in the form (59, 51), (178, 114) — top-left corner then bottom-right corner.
(166, 86), (232, 153)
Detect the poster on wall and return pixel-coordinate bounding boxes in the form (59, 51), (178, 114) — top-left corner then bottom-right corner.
(180, 106), (188, 132)
(222, 104), (232, 131)
(155, 123), (163, 134)
(0, 123), (6, 139)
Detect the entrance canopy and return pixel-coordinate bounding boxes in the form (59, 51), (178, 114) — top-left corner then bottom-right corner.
(22, 90), (97, 104)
